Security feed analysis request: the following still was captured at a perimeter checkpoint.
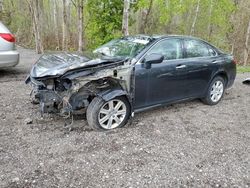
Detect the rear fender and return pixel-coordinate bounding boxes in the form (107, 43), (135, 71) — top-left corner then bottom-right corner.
(212, 71), (228, 83)
(210, 70), (228, 86)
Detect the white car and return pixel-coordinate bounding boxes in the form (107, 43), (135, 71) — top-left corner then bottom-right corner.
(0, 22), (19, 68)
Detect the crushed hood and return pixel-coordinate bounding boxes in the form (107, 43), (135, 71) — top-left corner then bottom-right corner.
(30, 52), (126, 78)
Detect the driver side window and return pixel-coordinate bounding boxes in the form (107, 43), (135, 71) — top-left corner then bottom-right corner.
(147, 39), (183, 60)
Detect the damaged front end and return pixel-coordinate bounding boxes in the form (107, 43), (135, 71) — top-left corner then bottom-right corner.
(25, 53), (135, 117)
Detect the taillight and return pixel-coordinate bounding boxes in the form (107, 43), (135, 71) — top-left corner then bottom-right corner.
(232, 59), (237, 65)
(0, 33), (15, 43)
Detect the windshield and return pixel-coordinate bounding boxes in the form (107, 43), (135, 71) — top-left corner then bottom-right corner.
(93, 37), (151, 58)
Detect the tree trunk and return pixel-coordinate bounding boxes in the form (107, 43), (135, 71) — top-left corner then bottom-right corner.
(190, 0), (200, 35)
(77, 0), (84, 51)
(67, 1), (71, 46)
(207, 0), (213, 40)
(139, 0), (153, 34)
(122, 0), (130, 36)
(0, 0), (3, 13)
(62, 0), (69, 51)
(29, 0), (43, 54)
(243, 19), (250, 66)
(231, 43), (234, 54)
(0, 0), (3, 21)
(53, 0), (60, 49)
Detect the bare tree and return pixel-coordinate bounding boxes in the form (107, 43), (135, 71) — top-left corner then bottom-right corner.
(62, 0), (70, 51)
(77, 0), (84, 51)
(0, 0), (3, 13)
(244, 19), (250, 66)
(207, 0), (213, 40)
(53, 0), (60, 50)
(139, 0), (153, 34)
(0, 0), (3, 22)
(190, 0), (200, 35)
(27, 0), (44, 54)
(122, 0), (130, 36)
(71, 0), (84, 51)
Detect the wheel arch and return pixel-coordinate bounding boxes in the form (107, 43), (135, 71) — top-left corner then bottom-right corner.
(98, 89), (129, 102)
(214, 71), (228, 85)
(203, 71), (228, 97)
(98, 88), (132, 111)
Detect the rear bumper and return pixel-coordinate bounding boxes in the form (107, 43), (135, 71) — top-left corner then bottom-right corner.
(0, 50), (19, 68)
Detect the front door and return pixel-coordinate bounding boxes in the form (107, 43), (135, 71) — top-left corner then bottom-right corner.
(134, 38), (190, 108)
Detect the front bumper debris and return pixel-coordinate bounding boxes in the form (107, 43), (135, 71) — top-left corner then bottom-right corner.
(243, 78), (250, 85)
(38, 90), (62, 113)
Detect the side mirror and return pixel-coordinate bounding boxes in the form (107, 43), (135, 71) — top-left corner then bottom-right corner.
(142, 53), (164, 69)
(143, 53), (164, 64)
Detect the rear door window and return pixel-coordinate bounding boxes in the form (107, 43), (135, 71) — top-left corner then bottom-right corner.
(184, 39), (216, 58)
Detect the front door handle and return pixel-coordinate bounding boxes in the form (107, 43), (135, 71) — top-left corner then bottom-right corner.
(176, 65), (186, 69)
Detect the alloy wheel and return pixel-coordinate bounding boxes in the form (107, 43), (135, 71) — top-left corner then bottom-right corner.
(210, 80), (224, 103)
(98, 99), (127, 129)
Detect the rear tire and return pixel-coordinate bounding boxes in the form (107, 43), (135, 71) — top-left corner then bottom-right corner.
(86, 96), (130, 131)
(202, 76), (225, 105)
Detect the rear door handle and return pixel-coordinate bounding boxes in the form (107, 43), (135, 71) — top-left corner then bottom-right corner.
(176, 65), (186, 69)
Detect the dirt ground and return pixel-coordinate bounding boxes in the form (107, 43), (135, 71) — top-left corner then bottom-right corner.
(0, 47), (249, 187)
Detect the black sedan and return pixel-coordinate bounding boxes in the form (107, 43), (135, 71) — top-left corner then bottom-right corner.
(26, 35), (236, 130)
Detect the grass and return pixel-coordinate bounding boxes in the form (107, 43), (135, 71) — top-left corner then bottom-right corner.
(237, 66), (250, 73)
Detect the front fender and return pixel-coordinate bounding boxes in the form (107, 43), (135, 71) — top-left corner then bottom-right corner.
(98, 89), (129, 101)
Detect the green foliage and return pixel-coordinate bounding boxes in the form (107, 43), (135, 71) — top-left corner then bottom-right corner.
(85, 0), (123, 49)
(237, 66), (250, 73)
(133, 0), (236, 52)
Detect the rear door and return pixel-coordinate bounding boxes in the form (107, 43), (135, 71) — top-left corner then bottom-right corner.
(183, 39), (220, 97)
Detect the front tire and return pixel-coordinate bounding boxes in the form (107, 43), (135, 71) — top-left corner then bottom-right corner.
(202, 76), (225, 105)
(86, 96), (130, 131)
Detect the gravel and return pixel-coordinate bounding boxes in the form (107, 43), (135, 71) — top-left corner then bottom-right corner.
(0, 47), (249, 187)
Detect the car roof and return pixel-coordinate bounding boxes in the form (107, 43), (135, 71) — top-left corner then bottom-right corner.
(130, 34), (224, 56)
(124, 34), (207, 42)
(132, 34), (221, 51)
(135, 34), (205, 41)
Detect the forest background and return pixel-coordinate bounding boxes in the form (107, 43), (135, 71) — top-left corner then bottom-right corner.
(0, 0), (249, 65)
